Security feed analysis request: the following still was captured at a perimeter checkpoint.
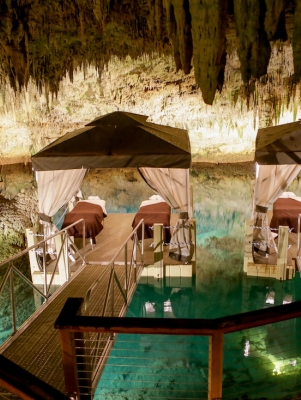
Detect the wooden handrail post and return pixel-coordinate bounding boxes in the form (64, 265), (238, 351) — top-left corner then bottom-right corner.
(59, 329), (81, 399)
(208, 331), (224, 400)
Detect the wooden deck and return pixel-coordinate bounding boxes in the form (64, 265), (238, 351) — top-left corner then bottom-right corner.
(244, 214), (298, 280)
(84, 213), (182, 265)
(0, 213), (184, 396)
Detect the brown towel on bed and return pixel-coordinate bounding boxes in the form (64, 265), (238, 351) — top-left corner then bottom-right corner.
(62, 202), (106, 244)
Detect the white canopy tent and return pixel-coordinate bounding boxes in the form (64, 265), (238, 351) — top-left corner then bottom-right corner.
(139, 168), (192, 262)
(252, 164), (301, 255)
(31, 111), (193, 262)
(253, 121), (301, 255)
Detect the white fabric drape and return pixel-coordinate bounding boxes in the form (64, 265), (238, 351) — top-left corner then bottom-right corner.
(252, 164), (301, 254)
(139, 168), (192, 263)
(36, 169), (87, 251)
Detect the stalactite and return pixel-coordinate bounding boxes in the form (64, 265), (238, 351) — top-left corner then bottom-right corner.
(190, 0), (228, 105)
(234, 0), (271, 85)
(0, 0), (300, 109)
(292, 0), (301, 83)
(163, 0), (193, 74)
(264, 0), (286, 40)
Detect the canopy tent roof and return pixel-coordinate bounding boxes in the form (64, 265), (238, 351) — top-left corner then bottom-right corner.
(31, 111), (191, 171)
(254, 120), (301, 165)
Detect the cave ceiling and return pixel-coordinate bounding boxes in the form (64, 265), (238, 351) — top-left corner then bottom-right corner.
(0, 0), (298, 105)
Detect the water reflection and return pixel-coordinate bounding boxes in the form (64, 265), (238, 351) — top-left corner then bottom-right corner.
(3, 163), (301, 398)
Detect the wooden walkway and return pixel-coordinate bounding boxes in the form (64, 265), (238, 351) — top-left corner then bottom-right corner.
(0, 213), (181, 396)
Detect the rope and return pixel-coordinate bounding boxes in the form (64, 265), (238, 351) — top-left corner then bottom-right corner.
(168, 241), (192, 246)
(150, 224), (192, 230)
(34, 249), (57, 255)
(150, 241), (193, 247)
(29, 233), (51, 237)
(251, 225), (294, 232)
(250, 241), (293, 249)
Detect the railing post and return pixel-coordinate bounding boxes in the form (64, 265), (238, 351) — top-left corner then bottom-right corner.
(141, 220), (144, 265)
(277, 226), (289, 280)
(190, 218), (197, 275)
(124, 243), (128, 299)
(111, 263), (115, 316)
(55, 232), (68, 283)
(133, 233), (137, 282)
(208, 331), (224, 400)
(59, 329), (81, 399)
(82, 220), (86, 265)
(10, 263), (17, 334)
(42, 241), (47, 296)
(154, 223), (164, 280)
(296, 214), (301, 272)
(65, 232), (70, 281)
(25, 228), (40, 274)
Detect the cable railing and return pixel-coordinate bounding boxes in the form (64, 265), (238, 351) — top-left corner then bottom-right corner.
(56, 219), (145, 399)
(222, 319), (301, 399)
(55, 298), (301, 400)
(0, 219), (86, 343)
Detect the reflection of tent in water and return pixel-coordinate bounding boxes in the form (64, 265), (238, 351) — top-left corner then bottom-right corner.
(31, 111), (193, 264)
(130, 283), (194, 319)
(169, 288), (194, 318)
(129, 283), (171, 318)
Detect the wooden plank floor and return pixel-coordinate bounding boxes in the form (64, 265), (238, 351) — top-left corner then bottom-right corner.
(0, 213), (181, 396)
(84, 213), (182, 265)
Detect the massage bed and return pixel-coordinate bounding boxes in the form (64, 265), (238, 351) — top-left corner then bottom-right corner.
(62, 196), (107, 244)
(132, 195), (171, 243)
(270, 192), (301, 233)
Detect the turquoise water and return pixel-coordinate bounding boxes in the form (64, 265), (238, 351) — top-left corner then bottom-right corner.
(95, 273), (301, 400)
(2, 165), (301, 398)
(94, 166), (301, 399)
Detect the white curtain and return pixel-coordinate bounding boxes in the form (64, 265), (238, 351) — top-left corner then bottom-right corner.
(252, 164), (301, 254)
(139, 168), (192, 263)
(36, 168), (87, 251)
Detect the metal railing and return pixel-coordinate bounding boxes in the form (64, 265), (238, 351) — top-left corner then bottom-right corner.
(0, 219), (86, 340)
(56, 219), (145, 399)
(55, 296), (301, 400)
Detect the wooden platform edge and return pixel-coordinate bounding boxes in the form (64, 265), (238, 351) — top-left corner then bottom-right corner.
(247, 262), (295, 279)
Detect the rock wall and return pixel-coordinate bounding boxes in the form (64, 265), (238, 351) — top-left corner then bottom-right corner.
(0, 164), (38, 261)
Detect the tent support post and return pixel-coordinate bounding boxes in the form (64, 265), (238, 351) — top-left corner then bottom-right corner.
(190, 219), (196, 275)
(277, 226), (289, 280)
(154, 223), (164, 280)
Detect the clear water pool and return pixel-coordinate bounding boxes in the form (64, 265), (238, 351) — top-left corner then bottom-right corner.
(95, 165), (301, 399)
(95, 260), (301, 399)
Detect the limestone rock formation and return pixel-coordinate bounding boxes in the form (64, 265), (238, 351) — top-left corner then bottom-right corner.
(0, 0), (298, 105)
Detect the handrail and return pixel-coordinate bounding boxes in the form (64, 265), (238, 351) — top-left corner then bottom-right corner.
(0, 218), (86, 339)
(55, 298), (301, 334)
(103, 218), (144, 267)
(0, 218), (86, 269)
(55, 298), (301, 400)
(83, 218), (144, 308)
(57, 219), (145, 398)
